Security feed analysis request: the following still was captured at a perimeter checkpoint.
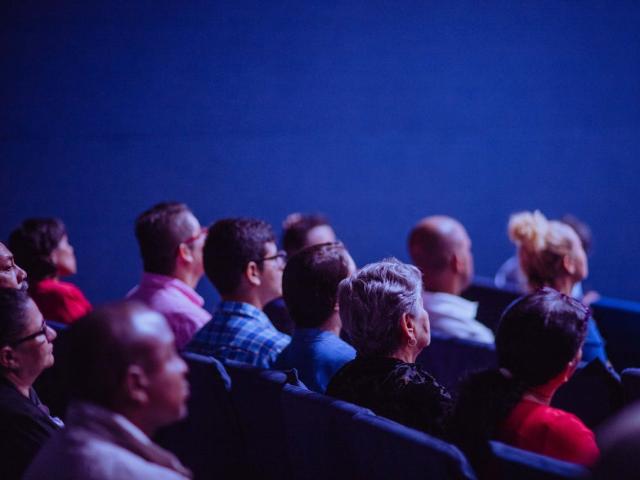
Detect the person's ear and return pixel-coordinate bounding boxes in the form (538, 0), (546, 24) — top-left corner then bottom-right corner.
(176, 243), (194, 264)
(562, 254), (576, 275)
(124, 365), (150, 406)
(245, 261), (262, 287)
(0, 346), (17, 370)
(450, 252), (464, 274)
(400, 312), (417, 345)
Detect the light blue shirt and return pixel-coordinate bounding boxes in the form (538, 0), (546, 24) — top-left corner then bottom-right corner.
(275, 328), (356, 393)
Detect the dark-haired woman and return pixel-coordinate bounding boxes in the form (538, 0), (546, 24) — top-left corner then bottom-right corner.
(0, 288), (62, 479)
(450, 288), (599, 474)
(9, 218), (91, 324)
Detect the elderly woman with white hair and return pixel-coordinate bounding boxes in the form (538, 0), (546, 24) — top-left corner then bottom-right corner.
(326, 258), (452, 437)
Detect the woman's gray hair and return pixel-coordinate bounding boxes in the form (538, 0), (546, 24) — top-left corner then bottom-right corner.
(338, 258), (423, 357)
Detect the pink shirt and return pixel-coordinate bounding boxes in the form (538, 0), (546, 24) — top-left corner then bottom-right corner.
(127, 273), (211, 349)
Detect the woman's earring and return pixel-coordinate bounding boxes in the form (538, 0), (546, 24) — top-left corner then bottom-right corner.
(408, 337), (417, 347)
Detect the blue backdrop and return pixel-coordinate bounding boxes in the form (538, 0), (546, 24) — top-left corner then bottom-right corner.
(2, 1), (639, 306)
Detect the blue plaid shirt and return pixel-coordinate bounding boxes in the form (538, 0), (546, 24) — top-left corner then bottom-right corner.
(185, 301), (291, 368)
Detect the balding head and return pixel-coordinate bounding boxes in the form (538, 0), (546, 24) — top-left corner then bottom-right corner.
(407, 216), (474, 294)
(67, 301), (189, 434)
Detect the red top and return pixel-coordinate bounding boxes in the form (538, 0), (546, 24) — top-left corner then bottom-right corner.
(30, 278), (92, 324)
(497, 399), (599, 466)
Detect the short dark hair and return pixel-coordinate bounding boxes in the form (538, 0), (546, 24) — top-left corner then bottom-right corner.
(66, 301), (160, 409)
(8, 218), (67, 283)
(282, 213), (331, 256)
(0, 288), (32, 347)
(204, 218), (276, 295)
(450, 287), (590, 472)
(283, 243), (352, 328)
(134, 202), (194, 276)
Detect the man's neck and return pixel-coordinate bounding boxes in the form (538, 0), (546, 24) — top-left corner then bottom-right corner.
(423, 272), (463, 296)
(317, 312), (341, 337)
(222, 291), (265, 310)
(4, 372), (32, 398)
(171, 268), (200, 290)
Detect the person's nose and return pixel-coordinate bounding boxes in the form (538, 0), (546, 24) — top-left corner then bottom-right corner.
(16, 265), (27, 283)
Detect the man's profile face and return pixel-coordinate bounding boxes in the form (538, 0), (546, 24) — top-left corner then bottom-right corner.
(0, 243), (28, 290)
(458, 227), (474, 286)
(258, 241), (285, 304)
(181, 212), (207, 278)
(138, 312), (190, 426)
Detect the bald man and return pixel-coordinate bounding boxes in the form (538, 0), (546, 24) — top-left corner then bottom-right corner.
(408, 216), (494, 344)
(24, 302), (192, 480)
(0, 242), (28, 290)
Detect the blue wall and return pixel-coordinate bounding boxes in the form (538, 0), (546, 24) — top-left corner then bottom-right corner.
(2, 1), (640, 305)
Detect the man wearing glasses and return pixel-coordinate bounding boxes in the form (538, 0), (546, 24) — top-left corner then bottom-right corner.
(127, 202), (211, 350)
(185, 218), (291, 368)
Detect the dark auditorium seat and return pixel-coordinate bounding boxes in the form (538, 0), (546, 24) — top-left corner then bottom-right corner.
(155, 353), (246, 480)
(224, 361), (301, 480)
(490, 441), (591, 479)
(552, 358), (622, 430)
(462, 276), (520, 332)
(621, 368), (640, 404)
(347, 412), (477, 480)
(416, 332), (497, 394)
(590, 297), (640, 370)
(281, 384), (373, 480)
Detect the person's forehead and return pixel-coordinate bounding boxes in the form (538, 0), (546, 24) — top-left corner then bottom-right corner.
(24, 298), (43, 328)
(263, 241), (277, 255)
(0, 243), (11, 261)
(306, 225), (336, 246)
(183, 211), (201, 230)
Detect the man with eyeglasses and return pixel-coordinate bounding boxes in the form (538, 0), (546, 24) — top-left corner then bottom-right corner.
(0, 288), (62, 480)
(127, 202), (211, 349)
(185, 218), (291, 368)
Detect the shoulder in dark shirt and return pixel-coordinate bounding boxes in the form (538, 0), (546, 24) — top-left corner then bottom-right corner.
(326, 356), (452, 437)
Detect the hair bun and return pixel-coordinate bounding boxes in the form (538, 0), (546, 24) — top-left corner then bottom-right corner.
(508, 210), (549, 251)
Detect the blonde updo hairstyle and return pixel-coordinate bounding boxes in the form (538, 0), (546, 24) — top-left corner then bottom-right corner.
(508, 210), (581, 290)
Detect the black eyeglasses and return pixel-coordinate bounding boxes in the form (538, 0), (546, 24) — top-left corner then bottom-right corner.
(256, 250), (287, 266)
(10, 321), (48, 346)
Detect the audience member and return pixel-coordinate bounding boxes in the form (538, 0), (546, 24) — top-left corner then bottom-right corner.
(185, 218), (290, 368)
(127, 202), (211, 349)
(450, 288), (598, 474)
(275, 242), (356, 393)
(408, 215), (494, 344)
(265, 213), (337, 335)
(326, 258), (452, 437)
(0, 242), (28, 290)
(495, 214), (599, 304)
(24, 301), (191, 480)
(281, 213), (337, 257)
(508, 210), (609, 364)
(0, 288), (62, 480)
(9, 218), (91, 323)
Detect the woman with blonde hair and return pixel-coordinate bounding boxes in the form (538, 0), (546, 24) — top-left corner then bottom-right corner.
(508, 210), (608, 363)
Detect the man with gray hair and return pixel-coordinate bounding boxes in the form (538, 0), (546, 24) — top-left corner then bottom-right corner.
(408, 216), (494, 344)
(24, 301), (192, 480)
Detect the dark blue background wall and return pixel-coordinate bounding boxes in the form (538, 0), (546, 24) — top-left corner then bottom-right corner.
(2, 1), (640, 306)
